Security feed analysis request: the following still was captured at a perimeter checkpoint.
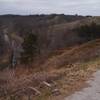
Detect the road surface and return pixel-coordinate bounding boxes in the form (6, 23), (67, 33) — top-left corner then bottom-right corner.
(65, 70), (100, 100)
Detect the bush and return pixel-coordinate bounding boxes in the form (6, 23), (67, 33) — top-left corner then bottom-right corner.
(76, 22), (100, 41)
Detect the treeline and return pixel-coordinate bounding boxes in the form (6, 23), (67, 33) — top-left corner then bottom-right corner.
(75, 22), (100, 41)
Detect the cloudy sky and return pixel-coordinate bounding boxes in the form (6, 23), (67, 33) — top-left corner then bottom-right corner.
(0, 0), (100, 15)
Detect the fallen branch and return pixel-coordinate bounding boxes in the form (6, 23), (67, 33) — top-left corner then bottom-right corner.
(28, 87), (41, 95)
(43, 81), (52, 88)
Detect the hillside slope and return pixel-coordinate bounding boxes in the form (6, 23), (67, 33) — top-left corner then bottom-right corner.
(42, 39), (100, 69)
(0, 15), (100, 100)
(0, 15), (100, 60)
(0, 15), (85, 55)
(1, 39), (100, 100)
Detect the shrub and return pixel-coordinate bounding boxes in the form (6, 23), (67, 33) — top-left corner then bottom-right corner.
(75, 22), (100, 41)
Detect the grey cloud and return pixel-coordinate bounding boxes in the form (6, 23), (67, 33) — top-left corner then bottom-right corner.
(0, 0), (100, 15)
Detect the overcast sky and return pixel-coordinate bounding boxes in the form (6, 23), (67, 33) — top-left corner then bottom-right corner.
(0, 0), (100, 15)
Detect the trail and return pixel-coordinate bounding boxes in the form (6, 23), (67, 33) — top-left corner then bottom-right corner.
(65, 70), (100, 100)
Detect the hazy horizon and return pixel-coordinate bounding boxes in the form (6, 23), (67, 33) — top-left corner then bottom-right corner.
(0, 0), (100, 16)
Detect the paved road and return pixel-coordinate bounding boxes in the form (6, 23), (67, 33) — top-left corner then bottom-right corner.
(65, 70), (100, 100)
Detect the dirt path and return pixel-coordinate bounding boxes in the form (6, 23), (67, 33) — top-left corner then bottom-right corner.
(65, 70), (100, 100)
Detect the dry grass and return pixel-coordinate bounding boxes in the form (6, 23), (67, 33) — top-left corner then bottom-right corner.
(42, 39), (100, 70)
(1, 39), (100, 100)
(1, 62), (99, 100)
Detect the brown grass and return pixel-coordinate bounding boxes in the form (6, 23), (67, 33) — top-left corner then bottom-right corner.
(1, 39), (100, 100)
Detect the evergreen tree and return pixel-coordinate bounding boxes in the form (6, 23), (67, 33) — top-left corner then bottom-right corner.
(20, 33), (37, 64)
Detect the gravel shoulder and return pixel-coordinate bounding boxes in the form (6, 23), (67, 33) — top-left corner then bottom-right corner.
(65, 70), (100, 100)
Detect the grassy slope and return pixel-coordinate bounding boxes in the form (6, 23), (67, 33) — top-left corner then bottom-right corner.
(35, 39), (100, 100)
(1, 39), (100, 100)
(42, 39), (100, 69)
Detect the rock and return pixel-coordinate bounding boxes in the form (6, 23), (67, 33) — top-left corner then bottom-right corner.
(52, 88), (60, 96)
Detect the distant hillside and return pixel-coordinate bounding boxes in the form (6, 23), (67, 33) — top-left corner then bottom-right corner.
(0, 14), (100, 68)
(0, 14), (85, 55)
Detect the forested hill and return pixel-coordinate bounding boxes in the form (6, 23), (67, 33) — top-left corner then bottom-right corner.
(0, 14), (85, 55)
